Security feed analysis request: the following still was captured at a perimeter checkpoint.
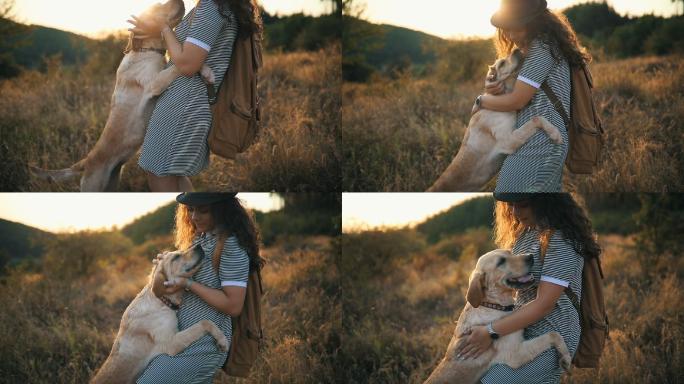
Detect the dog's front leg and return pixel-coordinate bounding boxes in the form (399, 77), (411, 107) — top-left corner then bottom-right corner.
(496, 116), (563, 155)
(159, 320), (229, 356)
(496, 332), (572, 373)
(145, 66), (183, 97)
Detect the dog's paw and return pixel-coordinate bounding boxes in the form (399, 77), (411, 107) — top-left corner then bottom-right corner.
(549, 130), (563, 144)
(216, 335), (229, 352)
(559, 353), (572, 374)
(200, 65), (215, 85)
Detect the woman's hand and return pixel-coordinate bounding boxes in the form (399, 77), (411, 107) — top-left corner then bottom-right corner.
(453, 325), (493, 360)
(485, 81), (505, 95)
(163, 276), (188, 294)
(127, 14), (169, 39)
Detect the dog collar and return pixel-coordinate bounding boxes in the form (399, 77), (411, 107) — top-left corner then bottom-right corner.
(158, 295), (180, 311)
(134, 47), (167, 55)
(481, 301), (515, 312)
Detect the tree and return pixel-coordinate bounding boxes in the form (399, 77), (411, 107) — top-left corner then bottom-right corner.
(672, 0), (683, 16)
(0, 0), (24, 78)
(320, 0), (343, 16)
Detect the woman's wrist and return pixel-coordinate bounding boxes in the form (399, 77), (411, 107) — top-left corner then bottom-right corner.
(184, 278), (194, 292)
(161, 25), (172, 39)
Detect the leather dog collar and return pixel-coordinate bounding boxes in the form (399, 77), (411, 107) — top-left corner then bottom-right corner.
(158, 295), (180, 311)
(481, 301), (515, 312)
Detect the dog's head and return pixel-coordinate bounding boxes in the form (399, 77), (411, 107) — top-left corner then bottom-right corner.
(466, 249), (535, 308)
(485, 48), (523, 88)
(138, 0), (186, 29)
(151, 245), (205, 299)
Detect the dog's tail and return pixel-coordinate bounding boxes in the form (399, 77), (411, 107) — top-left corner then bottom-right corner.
(29, 158), (86, 182)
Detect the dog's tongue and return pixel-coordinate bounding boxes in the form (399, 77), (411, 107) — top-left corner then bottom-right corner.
(516, 274), (533, 283)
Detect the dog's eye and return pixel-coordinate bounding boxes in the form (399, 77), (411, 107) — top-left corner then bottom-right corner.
(173, 254), (180, 261)
(496, 258), (506, 267)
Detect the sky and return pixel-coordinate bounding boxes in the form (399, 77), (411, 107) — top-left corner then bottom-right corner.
(359, 0), (681, 39)
(10, 0), (328, 37)
(342, 193), (489, 232)
(0, 193), (283, 232)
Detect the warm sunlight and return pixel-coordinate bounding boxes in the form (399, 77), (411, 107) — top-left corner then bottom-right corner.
(12, 0), (327, 37)
(0, 193), (283, 232)
(360, 0), (680, 39)
(342, 193), (489, 232)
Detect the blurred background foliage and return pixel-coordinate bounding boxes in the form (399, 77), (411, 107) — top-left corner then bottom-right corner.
(342, 0), (684, 82)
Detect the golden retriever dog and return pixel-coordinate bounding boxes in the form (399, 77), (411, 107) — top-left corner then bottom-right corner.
(30, 0), (214, 191)
(91, 245), (228, 384)
(427, 50), (563, 191)
(423, 249), (571, 384)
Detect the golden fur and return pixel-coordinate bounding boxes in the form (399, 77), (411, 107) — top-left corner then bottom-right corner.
(427, 50), (563, 192)
(90, 246), (228, 384)
(30, 0), (215, 191)
(423, 249), (572, 384)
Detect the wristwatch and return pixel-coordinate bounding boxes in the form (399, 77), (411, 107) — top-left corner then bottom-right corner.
(475, 94), (483, 107)
(486, 322), (500, 340)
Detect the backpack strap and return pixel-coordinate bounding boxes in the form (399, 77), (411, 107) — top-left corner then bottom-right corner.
(212, 232), (230, 272)
(540, 80), (570, 128)
(539, 230), (581, 313)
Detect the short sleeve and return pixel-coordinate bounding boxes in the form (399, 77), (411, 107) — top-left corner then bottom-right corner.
(219, 236), (249, 288)
(185, 0), (226, 52)
(517, 39), (556, 89)
(540, 232), (581, 288)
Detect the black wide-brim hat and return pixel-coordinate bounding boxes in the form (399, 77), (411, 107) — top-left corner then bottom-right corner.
(176, 192), (238, 206)
(491, 0), (548, 29)
(493, 192), (534, 202)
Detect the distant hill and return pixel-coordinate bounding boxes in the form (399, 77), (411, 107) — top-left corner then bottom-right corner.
(416, 196), (495, 244)
(366, 23), (442, 71)
(121, 202), (177, 245)
(0, 219), (55, 268)
(1, 17), (91, 72)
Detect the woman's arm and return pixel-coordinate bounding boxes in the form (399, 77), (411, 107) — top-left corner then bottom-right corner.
(163, 277), (246, 316)
(188, 282), (247, 317)
(454, 281), (565, 360)
(128, 15), (209, 77)
(161, 26), (209, 77)
(479, 80), (538, 112)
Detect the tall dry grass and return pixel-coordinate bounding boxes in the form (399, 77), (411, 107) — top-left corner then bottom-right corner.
(342, 55), (684, 192)
(0, 44), (340, 191)
(0, 234), (339, 383)
(339, 229), (684, 383)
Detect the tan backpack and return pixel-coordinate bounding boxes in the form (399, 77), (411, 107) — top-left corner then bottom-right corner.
(190, 9), (263, 159)
(212, 233), (264, 377)
(540, 231), (608, 368)
(541, 63), (605, 174)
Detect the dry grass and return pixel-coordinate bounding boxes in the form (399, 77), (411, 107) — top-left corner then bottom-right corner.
(342, 55), (684, 192)
(0, 45), (340, 191)
(340, 230), (684, 383)
(0, 234), (339, 383)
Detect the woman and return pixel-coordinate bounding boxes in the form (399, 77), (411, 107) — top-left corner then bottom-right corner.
(129, 0), (263, 192)
(472, 0), (591, 192)
(454, 193), (600, 383)
(136, 192), (262, 383)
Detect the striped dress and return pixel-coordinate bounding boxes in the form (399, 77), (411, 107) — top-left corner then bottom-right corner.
(138, 0), (238, 177)
(136, 232), (250, 384)
(480, 228), (583, 384)
(495, 38), (571, 192)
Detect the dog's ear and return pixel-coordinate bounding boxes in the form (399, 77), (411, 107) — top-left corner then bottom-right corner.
(466, 271), (485, 308)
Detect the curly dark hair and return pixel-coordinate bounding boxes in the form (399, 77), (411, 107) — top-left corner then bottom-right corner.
(495, 9), (592, 67)
(175, 197), (264, 271)
(494, 193), (601, 260)
(214, 0), (263, 39)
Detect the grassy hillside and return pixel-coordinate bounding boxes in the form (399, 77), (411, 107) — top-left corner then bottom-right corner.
(0, 219), (55, 269)
(339, 195), (684, 383)
(342, 54), (684, 191)
(0, 43), (340, 191)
